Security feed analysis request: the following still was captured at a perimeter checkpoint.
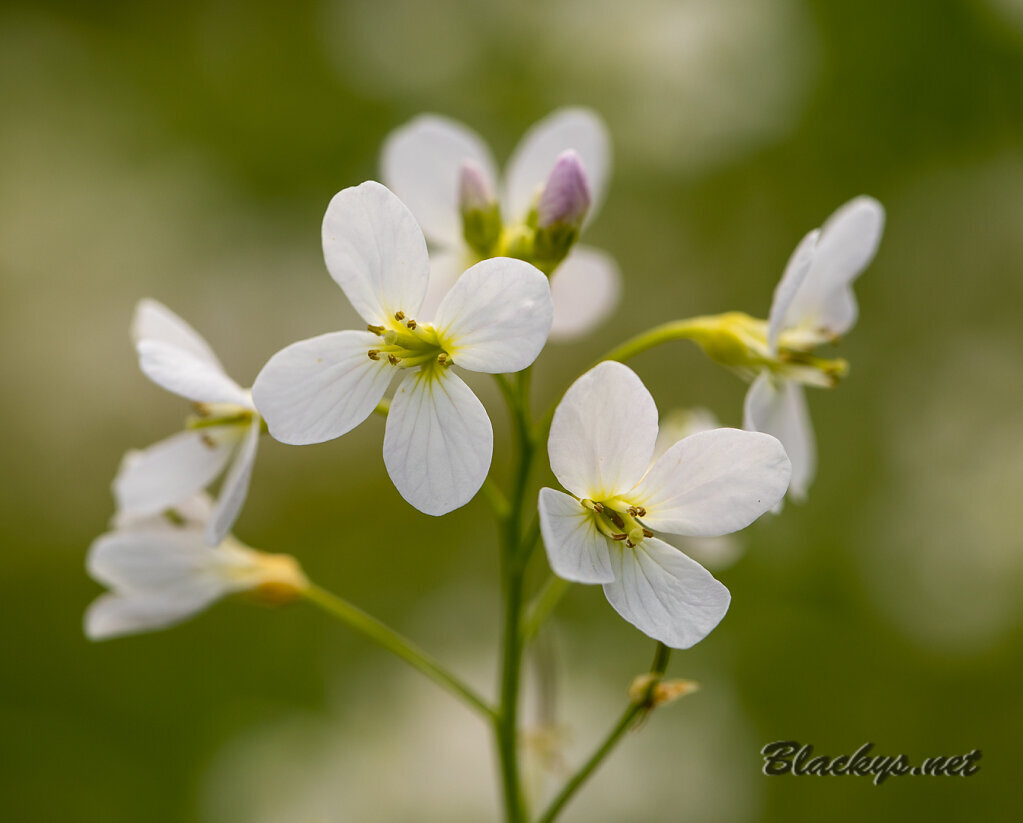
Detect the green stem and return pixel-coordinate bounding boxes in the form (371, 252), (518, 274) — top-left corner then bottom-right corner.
(536, 643), (672, 823)
(522, 574), (571, 644)
(494, 368), (537, 823)
(303, 584), (495, 721)
(599, 317), (711, 365)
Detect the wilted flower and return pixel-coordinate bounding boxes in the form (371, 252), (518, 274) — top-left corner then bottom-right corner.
(538, 361), (790, 648)
(253, 181), (552, 516)
(381, 107), (619, 340)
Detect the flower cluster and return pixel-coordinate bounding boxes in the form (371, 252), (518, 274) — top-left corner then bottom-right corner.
(85, 104), (884, 821)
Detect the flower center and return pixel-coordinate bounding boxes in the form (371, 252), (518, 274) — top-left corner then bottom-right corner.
(366, 312), (452, 369)
(581, 497), (653, 549)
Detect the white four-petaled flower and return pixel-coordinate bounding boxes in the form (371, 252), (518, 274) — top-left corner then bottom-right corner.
(744, 196), (885, 500)
(539, 362), (791, 648)
(114, 299), (263, 546)
(252, 181), (553, 516)
(86, 495), (307, 640)
(382, 107), (619, 340)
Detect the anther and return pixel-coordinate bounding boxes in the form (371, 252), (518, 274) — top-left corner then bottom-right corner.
(626, 540), (635, 549)
(367, 324), (385, 335)
(200, 434), (217, 449)
(367, 350), (380, 361)
(387, 354), (400, 365)
(437, 353), (449, 365)
(642, 529), (654, 538)
(608, 511), (625, 529)
(406, 319), (417, 330)
(394, 311), (405, 321)
(592, 501), (604, 513)
(611, 533), (628, 541)
(627, 506), (647, 518)
(193, 402), (211, 417)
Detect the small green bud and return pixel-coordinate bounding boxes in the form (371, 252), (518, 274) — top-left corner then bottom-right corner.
(459, 160), (502, 256)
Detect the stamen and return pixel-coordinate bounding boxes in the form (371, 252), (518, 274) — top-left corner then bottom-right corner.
(387, 354), (400, 365)
(608, 511), (625, 529)
(193, 402), (211, 417)
(200, 434), (217, 449)
(627, 506), (647, 517)
(367, 350), (380, 360)
(437, 353), (450, 365)
(642, 529), (653, 538)
(591, 501), (604, 513)
(611, 533), (628, 541)
(625, 540), (635, 548)
(394, 311), (405, 321)
(406, 319), (417, 330)
(367, 324), (385, 335)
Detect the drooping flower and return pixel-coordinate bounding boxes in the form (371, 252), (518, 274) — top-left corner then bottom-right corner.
(538, 362), (791, 648)
(114, 299), (263, 546)
(381, 107), (619, 340)
(743, 196), (885, 500)
(252, 181), (553, 516)
(85, 494), (307, 640)
(653, 408), (745, 570)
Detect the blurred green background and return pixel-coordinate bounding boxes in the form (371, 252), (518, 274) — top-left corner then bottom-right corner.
(3, 0), (1022, 820)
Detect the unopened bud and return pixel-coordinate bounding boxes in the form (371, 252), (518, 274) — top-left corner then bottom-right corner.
(537, 150), (591, 230)
(628, 674), (700, 708)
(459, 160), (502, 256)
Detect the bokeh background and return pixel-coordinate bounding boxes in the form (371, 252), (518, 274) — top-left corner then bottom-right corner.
(3, 0), (1023, 820)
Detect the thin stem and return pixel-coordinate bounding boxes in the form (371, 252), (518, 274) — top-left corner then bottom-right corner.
(482, 477), (511, 519)
(598, 317), (710, 365)
(536, 643), (672, 823)
(303, 584), (495, 721)
(522, 574), (571, 644)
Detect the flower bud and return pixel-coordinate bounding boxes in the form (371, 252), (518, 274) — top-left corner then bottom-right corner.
(458, 160), (502, 256)
(532, 150), (591, 271)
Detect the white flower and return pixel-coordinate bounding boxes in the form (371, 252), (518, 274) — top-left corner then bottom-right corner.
(539, 362), (791, 648)
(654, 409), (745, 571)
(744, 196), (885, 500)
(114, 299), (263, 546)
(85, 495), (307, 640)
(381, 107), (619, 341)
(252, 181), (553, 517)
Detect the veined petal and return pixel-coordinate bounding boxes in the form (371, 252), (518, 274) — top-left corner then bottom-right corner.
(548, 361), (658, 500)
(548, 245), (621, 341)
(132, 299), (222, 367)
(632, 428), (790, 536)
(137, 340), (251, 407)
(382, 367), (493, 516)
(84, 587), (225, 640)
(322, 181), (431, 325)
(206, 416), (261, 545)
(433, 258), (552, 373)
(767, 229), (819, 353)
(602, 537), (731, 649)
(253, 331), (392, 445)
(113, 428), (237, 519)
(744, 372), (816, 501)
(538, 487), (614, 584)
(505, 108), (611, 227)
(783, 196), (885, 338)
(381, 115), (498, 248)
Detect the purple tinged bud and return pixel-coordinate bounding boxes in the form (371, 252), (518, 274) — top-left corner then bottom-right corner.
(458, 160), (496, 214)
(537, 150), (591, 229)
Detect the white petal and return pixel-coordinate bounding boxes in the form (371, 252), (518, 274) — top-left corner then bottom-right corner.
(632, 427), (790, 535)
(112, 492), (216, 532)
(137, 339), (251, 406)
(538, 487), (614, 584)
(505, 108), (611, 226)
(84, 587), (223, 640)
(602, 537), (731, 649)
(783, 196), (885, 338)
(252, 330), (392, 445)
(113, 429), (237, 519)
(744, 372), (816, 501)
(87, 528), (228, 592)
(433, 257), (552, 373)
(380, 115), (498, 247)
(206, 416), (261, 545)
(132, 299), (222, 367)
(767, 229), (818, 353)
(548, 246), (622, 341)
(548, 361), (658, 500)
(382, 367), (493, 516)
(322, 181), (431, 325)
